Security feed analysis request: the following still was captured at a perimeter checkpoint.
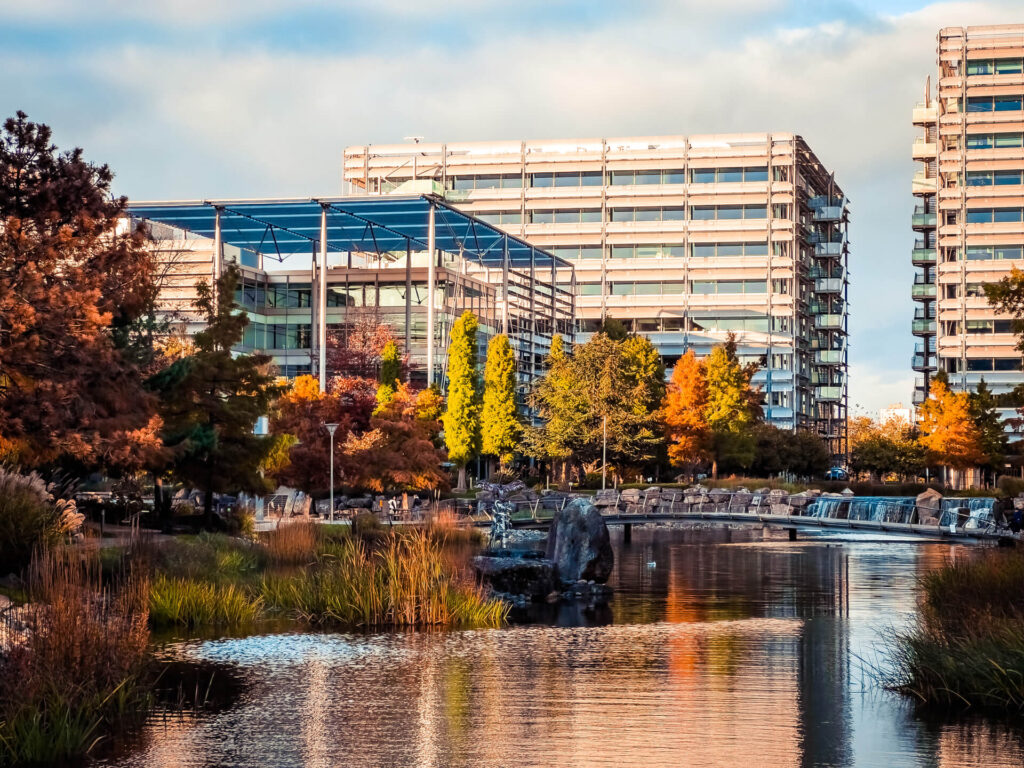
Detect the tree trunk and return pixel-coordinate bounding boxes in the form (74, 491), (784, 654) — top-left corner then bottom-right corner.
(154, 474), (169, 531)
(711, 459), (719, 480)
(456, 465), (467, 493)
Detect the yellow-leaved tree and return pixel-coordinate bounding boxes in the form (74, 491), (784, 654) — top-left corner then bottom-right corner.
(917, 375), (986, 489)
(481, 333), (520, 472)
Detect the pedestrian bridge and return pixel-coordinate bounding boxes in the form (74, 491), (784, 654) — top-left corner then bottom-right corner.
(456, 489), (1014, 543)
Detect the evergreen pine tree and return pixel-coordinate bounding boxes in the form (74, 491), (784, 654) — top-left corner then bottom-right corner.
(481, 334), (520, 471)
(442, 310), (481, 491)
(149, 264), (283, 526)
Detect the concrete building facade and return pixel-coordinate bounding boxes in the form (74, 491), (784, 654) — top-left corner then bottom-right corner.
(913, 24), (1024, 411)
(344, 135), (850, 458)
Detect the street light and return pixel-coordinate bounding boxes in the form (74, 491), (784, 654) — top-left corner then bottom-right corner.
(325, 423), (339, 522)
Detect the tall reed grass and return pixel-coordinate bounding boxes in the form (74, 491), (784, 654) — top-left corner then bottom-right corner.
(262, 521), (319, 567)
(0, 548), (151, 765)
(887, 549), (1024, 711)
(149, 575), (263, 628)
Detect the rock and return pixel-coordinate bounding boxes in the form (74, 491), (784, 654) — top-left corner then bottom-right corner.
(916, 488), (943, 525)
(788, 492), (814, 509)
(771, 503), (793, 516)
(472, 555), (558, 599)
(730, 492), (753, 507)
(545, 498), (614, 583)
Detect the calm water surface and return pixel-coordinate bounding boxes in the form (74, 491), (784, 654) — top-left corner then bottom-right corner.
(101, 526), (1024, 767)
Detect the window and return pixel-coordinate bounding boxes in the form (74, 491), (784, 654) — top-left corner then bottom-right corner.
(609, 244), (685, 259)
(545, 171), (603, 187)
(576, 283), (602, 296)
(451, 174), (522, 191)
(965, 58), (1024, 76)
(967, 132), (1024, 150)
(550, 245), (602, 260)
(476, 211), (522, 225)
(530, 208), (601, 223)
(690, 280), (767, 294)
(966, 208), (1024, 224)
(689, 167), (768, 183)
(689, 205), (766, 220)
(997, 58), (1024, 75)
(964, 170), (1024, 187)
(609, 169), (686, 185)
(691, 242), (769, 258)
(609, 207), (686, 222)
(967, 60), (994, 76)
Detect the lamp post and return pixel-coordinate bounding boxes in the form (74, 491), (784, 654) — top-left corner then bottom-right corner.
(602, 415), (608, 491)
(325, 423), (339, 522)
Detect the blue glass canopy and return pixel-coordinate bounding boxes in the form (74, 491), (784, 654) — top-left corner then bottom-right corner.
(128, 195), (568, 269)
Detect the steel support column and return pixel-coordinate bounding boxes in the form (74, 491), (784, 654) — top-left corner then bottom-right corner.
(404, 239), (412, 375)
(426, 201), (437, 387)
(502, 235), (510, 335)
(529, 247), (536, 383)
(212, 207), (223, 284)
(318, 207), (328, 392)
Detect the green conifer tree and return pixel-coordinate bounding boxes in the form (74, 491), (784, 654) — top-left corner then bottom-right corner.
(442, 310), (481, 490)
(481, 334), (520, 471)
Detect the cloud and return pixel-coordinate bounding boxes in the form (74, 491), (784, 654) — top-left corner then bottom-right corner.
(2, 0), (1022, 416)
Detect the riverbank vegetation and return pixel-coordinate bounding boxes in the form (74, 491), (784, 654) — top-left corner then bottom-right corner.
(0, 550), (151, 766)
(888, 548), (1024, 711)
(137, 520), (502, 630)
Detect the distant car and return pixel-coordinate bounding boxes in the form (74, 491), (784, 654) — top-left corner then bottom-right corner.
(824, 467), (849, 481)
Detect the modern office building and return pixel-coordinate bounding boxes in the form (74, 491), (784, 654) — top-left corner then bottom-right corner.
(344, 135), (850, 458)
(129, 196), (574, 391)
(913, 24), (1024, 408)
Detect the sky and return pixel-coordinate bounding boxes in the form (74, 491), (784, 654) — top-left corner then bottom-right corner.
(1, 0), (1022, 416)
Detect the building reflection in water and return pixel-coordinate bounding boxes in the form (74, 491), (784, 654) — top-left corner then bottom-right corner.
(97, 526), (1024, 768)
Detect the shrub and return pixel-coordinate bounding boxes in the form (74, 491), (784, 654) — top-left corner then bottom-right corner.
(149, 575), (262, 628)
(0, 549), (150, 765)
(262, 521), (318, 566)
(998, 476), (1024, 498)
(0, 468), (62, 573)
(887, 549), (1024, 711)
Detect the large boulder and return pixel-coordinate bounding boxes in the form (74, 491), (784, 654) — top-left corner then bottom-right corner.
(472, 555), (558, 599)
(545, 498), (614, 583)
(916, 488), (943, 525)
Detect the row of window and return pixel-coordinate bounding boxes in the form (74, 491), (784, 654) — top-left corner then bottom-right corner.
(576, 316), (788, 335)
(966, 169), (1024, 186)
(960, 245), (1024, 261)
(966, 132), (1024, 150)
(581, 279), (771, 297)
(966, 95), (1024, 113)
(946, 357), (1023, 372)
(966, 58), (1024, 76)
(966, 208), (1024, 224)
(512, 204), (777, 224)
(943, 283), (988, 298)
(449, 167), (774, 191)
(547, 242), (772, 260)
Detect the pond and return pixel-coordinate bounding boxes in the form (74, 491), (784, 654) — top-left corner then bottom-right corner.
(97, 525), (1024, 767)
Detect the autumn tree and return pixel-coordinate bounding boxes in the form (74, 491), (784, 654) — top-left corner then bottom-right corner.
(345, 383), (449, 492)
(918, 376), (987, 489)
(269, 374), (376, 493)
(326, 309), (398, 379)
(442, 310), (481, 490)
(148, 265), (283, 525)
(662, 350), (711, 477)
(703, 334), (761, 476)
(481, 334), (520, 472)
(0, 111), (162, 471)
(524, 334), (586, 484)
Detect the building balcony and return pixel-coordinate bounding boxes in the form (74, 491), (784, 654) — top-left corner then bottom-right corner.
(814, 349), (844, 365)
(912, 138), (938, 160)
(815, 277), (843, 294)
(912, 246), (937, 265)
(911, 283), (937, 299)
(912, 387), (926, 405)
(815, 314), (844, 330)
(815, 386), (843, 402)
(912, 354), (937, 371)
(805, 231), (844, 246)
(912, 210), (937, 229)
(811, 206), (843, 222)
(912, 171), (937, 195)
(913, 102), (938, 125)
(912, 319), (937, 335)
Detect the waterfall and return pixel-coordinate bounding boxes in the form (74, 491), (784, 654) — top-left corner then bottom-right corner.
(939, 497), (996, 529)
(806, 496), (917, 524)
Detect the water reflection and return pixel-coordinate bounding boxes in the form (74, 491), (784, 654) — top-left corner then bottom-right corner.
(97, 526), (1024, 768)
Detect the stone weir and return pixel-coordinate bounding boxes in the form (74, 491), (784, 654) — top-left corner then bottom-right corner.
(473, 498), (614, 607)
(596, 486), (1006, 531)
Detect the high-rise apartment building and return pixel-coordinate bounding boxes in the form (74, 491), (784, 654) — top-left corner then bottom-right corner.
(913, 25), (1024, 407)
(345, 135), (850, 457)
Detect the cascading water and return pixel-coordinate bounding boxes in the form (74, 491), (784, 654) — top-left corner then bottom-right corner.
(806, 496), (918, 524)
(939, 497), (997, 529)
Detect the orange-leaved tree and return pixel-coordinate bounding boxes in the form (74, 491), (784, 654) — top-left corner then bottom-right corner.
(662, 350), (711, 478)
(917, 375), (986, 489)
